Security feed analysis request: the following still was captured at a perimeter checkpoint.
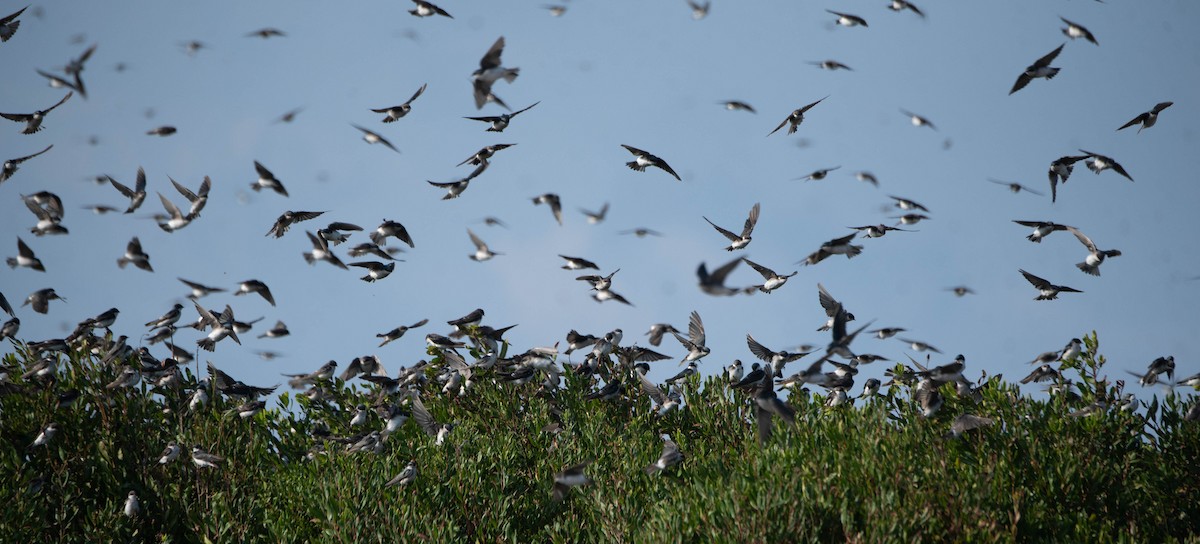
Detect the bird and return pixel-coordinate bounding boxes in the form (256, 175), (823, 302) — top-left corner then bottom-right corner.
(116, 237), (153, 272)
(458, 143), (516, 167)
(122, 491), (140, 518)
(768, 97), (827, 136)
(23, 288), (65, 314)
(848, 224), (911, 238)
(274, 107), (304, 123)
(1078, 149), (1134, 182)
(35, 69), (84, 97)
(725, 360), (744, 383)
(854, 171), (879, 186)
(913, 379), (942, 417)
(258, 321), (289, 339)
(898, 338), (941, 353)
(156, 442), (181, 464)
(179, 278), (225, 299)
(920, 354), (966, 384)
(410, 0), (452, 18)
(559, 255), (599, 270)
(7, 237), (44, 272)
(190, 446), (225, 469)
(427, 176), (474, 200)
(551, 461), (592, 502)
(234, 280), (275, 306)
(1060, 17), (1098, 45)
(169, 175), (210, 219)
(29, 423), (58, 449)
(146, 126), (177, 137)
(643, 437), (684, 474)
(194, 304), (241, 351)
(411, 395), (453, 446)
(246, 27), (286, 38)
(1012, 220), (1072, 243)
(1, 91), (72, 134)
(1021, 364), (1060, 385)
(304, 231), (348, 269)
(887, 0), (924, 18)
(1046, 155), (1088, 203)
(810, 60), (853, 71)
(284, 361), (337, 389)
(386, 460), (419, 488)
(580, 202), (609, 225)
(592, 288), (633, 306)
(747, 334), (808, 378)
(620, 145), (682, 181)
(1130, 356), (1175, 387)
(1, 145), (52, 184)
(742, 258), (796, 294)
(816, 283), (854, 332)
(532, 193), (563, 225)
(463, 101), (539, 132)
(1059, 338), (1084, 362)
(349, 261), (395, 282)
(107, 167), (147, 214)
(1065, 227), (1121, 276)
(755, 372), (797, 444)
(371, 83), (428, 122)
(620, 228), (662, 238)
(153, 191), (191, 233)
(267, 210), (325, 238)
(1117, 102), (1173, 133)
(697, 257), (749, 297)
(0, 5), (28, 42)
(672, 311), (709, 364)
(988, 178), (1043, 196)
(826, 10), (868, 27)
(797, 166), (841, 181)
(251, 161), (288, 197)
(686, 0), (710, 20)
(352, 124), (400, 153)
(1019, 269), (1083, 301)
(466, 229), (501, 261)
(1009, 43), (1065, 95)
(377, 319), (429, 347)
(703, 202), (759, 251)
(801, 233), (863, 265)
(889, 195), (929, 213)
(900, 109), (936, 130)
(472, 37), (519, 110)
(948, 414), (994, 438)
(946, 286), (975, 297)
(370, 220), (415, 248)
(719, 100), (756, 113)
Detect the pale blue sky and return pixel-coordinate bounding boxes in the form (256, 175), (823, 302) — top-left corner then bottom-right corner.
(2, 1), (1198, 397)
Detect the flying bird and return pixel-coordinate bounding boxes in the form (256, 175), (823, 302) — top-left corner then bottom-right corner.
(116, 237), (153, 272)
(370, 220), (414, 248)
(24, 288), (65, 314)
(551, 461), (592, 501)
(1, 91), (72, 134)
(107, 168), (147, 214)
(371, 83), (428, 122)
(801, 233), (863, 265)
(900, 109), (936, 130)
(1065, 227), (1121, 276)
(1010, 43), (1065, 95)
(266, 210), (325, 238)
(169, 175), (210, 219)
(687, 0), (710, 20)
(251, 161), (288, 197)
(532, 193), (563, 225)
(0, 5), (28, 42)
(1019, 269), (1083, 301)
(719, 100), (756, 113)
(235, 280), (275, 306)
(472, 37), (519, 110)
(848, 224), (911, 238)
(247, 28), (286, 38)
(466, 229), (501, 261)
(643, 437), (684, 474)
(351, 124), (400, 153)
(1047, 154), (1087, 203)
(146, 126), (177, 136)
(458, 143), (516, 167)
(410, 0), (453, 18)
(580, 202), (609, 224)
(463, 101), (539, 132)
(1117, 102), (1172, 133)
(703, 202), (759, 251)
(672, 311), (709, 364)
(888, 0), (924, 18)
(742, 258), (796, 294)
(377, 318), (429, 347)
(7, 237), (44, 271)
(1, 144), (52, 184)
(697, 256), (748, 296)
(154, 192), (191, 233)
(1060, 17), (1097, 45)
(304, 231), (348, 269)
(797, 166), (841, 181)
(988, 178), (1043, 196)
(768, 96), (827, 136)
(810, 60), (853, 71)
(826, 10), (868, 27)
(1078, 149), (1134, 181)
(620, 145), (681, 181)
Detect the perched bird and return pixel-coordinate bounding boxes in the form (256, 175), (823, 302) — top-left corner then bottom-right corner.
(190, 446), (225, 469)
(352, 124), (400, 153)
(370, 220), (415, 248)
(350, 261), (395, 282)
(801, 233), (863, 265)
(107, 167), (147, 214)
(643, 437), (684, 474)
(1078, 149), (1134, 182)
(725, 360), (744, 383)
(267, 210), (325, 238)
(463, 101), (539, 132)
(1065, 227), (1121, 276)
(24, 288), (65, 314)
(0, 5), (28, 42)
(1019, 269), (1083, 301)
(1118, 102), (1173, 133)
(900, 109), (935, 130)
(29, 423), (58, 449)
(551, 461), (592, 502)
(1, 144), (52, 184)
(704, 202), (759, 251)
(1010, 43), (1065, 95)
(1, 91), (72, 134)
(1060, 17), (1097, 45)
(988, 178), (1044, 196)
(466, 229), (501, 261)
(7, 237), (45, 271)
(532, 193), (563, 225)
(768, 97), (827, 136)
(156, 442), (181, 464)
(620, 145), (682, 181)
(742, 258), (796, 294)
(1058, 338), (1084, 362)
(410, 0), (452, 18)
(826, 10), (868, 27)
(386, 460), (419, 488)
(246, 27), (286, 38)
(123, 491), (140, 518)
(303, 231), (348, 269)
(251, 161), (288, 197)
(371, 83), (428, 122)
(116, 237), (153, 272)
(377, 318), (429, 347)
(472, 37), (520, 110)
(719, 100), (756, 113)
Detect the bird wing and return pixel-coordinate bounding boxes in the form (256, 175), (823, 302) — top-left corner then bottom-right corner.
(704, 217), (739, 242)
(746, 334), (774, 362)
(742, 203), (760, 237)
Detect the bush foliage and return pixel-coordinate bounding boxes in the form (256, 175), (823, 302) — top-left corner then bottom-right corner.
(1, 332), (1197, 542)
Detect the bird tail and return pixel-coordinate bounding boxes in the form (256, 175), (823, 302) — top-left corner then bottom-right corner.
(626, 161), (646, 172)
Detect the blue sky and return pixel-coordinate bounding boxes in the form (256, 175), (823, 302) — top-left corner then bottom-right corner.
(2, 0), (1198, 398)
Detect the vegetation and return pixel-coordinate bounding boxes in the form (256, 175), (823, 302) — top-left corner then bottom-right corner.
(1, 332), (1197, 543)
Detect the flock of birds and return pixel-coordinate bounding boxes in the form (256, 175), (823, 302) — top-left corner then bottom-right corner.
(1, 0), (1197, 515)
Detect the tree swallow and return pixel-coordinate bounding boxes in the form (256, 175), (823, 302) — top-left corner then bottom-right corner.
(191, 446), (224, 469)
(643, 437), (684, 474)
(1, 144), (52, 185)
(116, 237), (153, 272)
(1117, 101), (1172, 133)
(532, 193), (563, 225)
(620, 145), (682, 181)
(672, 311), (709, 364)
(251, 161), (288, 197)
(349, 261), (395, 282)
(1078, 149), (1134, 182)
(351, 124), (400, 153)
(372, 83), (427, 122)
(888, 0), (924, 18)
(7, 237), (44, 272)
(267, 210), (325, 238)
(1019, 269), (1083, 300)
(304, 231), (348, 269)
(370, 219), (415, 248)
(801, 233), (863, 265)
(1065, 227), (1121, 276)
(768, 96), (827, 136)
(704, 202), (759, 251)
(826, 10), (868, 27)
(1060, 17), (1097, 45)
(1010, 43), (1064, 95)
(463, 101), (539, 132)
(742, 258), (796, 294)
(23, 288), (65, 314)
(900, 109), (935, 130)
(551, 461), (592, 502)
(1, 91), (72, 134)
(560, 255), (599, 270)
(377, 318), (429, 347)
(988, 178), (1044, 196)
(386, 460), (419, 488)
(747, 334), (809, 378)
(719, 100), (755, 113)
(472, 37), (519, 109)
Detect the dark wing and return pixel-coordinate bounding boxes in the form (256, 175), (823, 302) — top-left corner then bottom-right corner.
(108, 176), (133, 198)
(1109, 160), (1134, 181)
(798, 96), (828, 113)
(1033, 43), (1066, 69)
(817, 283), (841, 318)
(746, 334), (774, 362)
(479, 36), (505, 71)
(767, 115), (790, 136)
(1019, 269), (1051, 289)
(635, 371), (667, 405)
(1117, 113), (1147, 131)
(467, 229), (487, 250)
(687, 310), (705, 346)
(14, 144), (52, 163)
(410, 395), (440, 436)
(620, 144), (645, 157)
(43, 91), (73, 113)
(1066, 227), (1098, 252)
(824, 233), (858, 247)
(254, 161), (274, 179)
(742, 203), (760, 237)
(1010, 73), (1033, 95)
(655, 158), (682, 181)
(708, 256), (743, 283)
(406, 83), (428, 105)
(704, 217), (739, 242)
(511, 101), (540, 116)
(170, 177), (198, 201)
(327, 222), (363, 231)
(741, 258), (774, 280)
